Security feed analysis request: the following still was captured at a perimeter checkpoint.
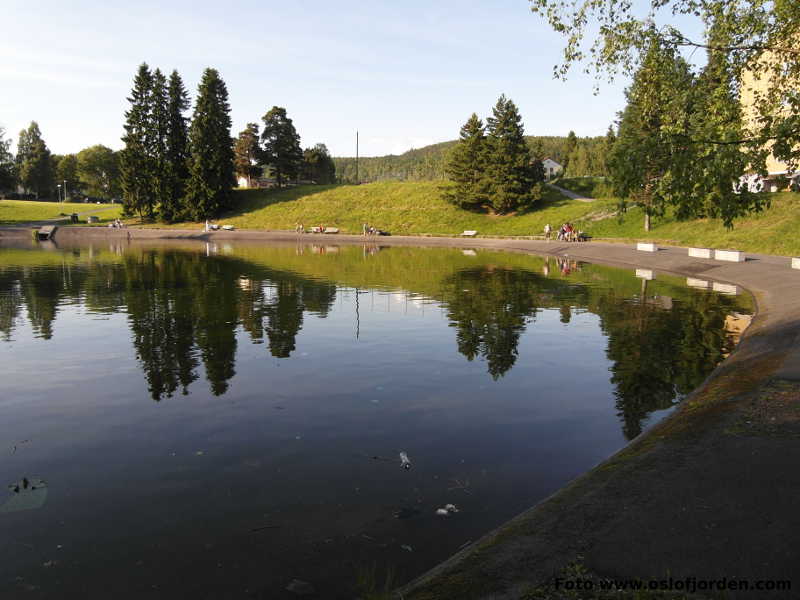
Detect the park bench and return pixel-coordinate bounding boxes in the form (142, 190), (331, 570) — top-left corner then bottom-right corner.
(323, 227), (339, 234)
(461, 230), (477, 237)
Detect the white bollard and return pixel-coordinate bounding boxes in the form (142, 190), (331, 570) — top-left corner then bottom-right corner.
(688, 248), (713, 259)
(637, 242), (657, 252)
(712, 282), (739, 295)
(714, 249), (745, 262)
(686, 278), (710, 289)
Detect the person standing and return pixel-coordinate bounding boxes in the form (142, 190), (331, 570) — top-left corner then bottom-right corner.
(544, 223), (551, 241)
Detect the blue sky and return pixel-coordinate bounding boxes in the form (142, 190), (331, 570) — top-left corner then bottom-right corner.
(1, 1), (701, 157)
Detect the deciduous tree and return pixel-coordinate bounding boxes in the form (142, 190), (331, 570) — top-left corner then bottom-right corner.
(0, 126), (16, 193)
(608, 36), (695, 231)
(77, 145), (120, 200)
(301, 143), (336, 184)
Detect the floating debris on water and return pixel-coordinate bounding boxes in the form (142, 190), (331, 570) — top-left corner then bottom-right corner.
(399, 451), (411, 470)
(1, 477), (48, 513)
(435, 503), (459, 517)
(401, 544), (413, 553)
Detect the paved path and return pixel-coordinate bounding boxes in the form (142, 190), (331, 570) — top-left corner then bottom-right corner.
(546, 181), (595, 202)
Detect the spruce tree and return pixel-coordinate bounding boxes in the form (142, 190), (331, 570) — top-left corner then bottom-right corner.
(261, 107), (303, 187)
(150, 69), (171, 220)
(483, 96), (539, 214)
(233, 123), (262, 188)
(163, 70), (191, 222)
(16, 122), (54, 199)
(443, 113), (487, 209)
(120, 63), (155, 219)
(185, 68), (235, 220)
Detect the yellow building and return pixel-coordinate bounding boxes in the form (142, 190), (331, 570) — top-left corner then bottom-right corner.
(740, 49), (799, 192)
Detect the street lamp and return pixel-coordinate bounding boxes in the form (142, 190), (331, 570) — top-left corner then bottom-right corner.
(57, 184), (62, 203)
(63, 179), (67, 203)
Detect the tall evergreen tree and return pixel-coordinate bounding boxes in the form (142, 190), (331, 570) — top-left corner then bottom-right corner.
(162, 70), (191, 222)
(185, 68), (235, 220)
(443, 113), (487, 209)
(120, 63), (155, 219)
(483, 96), (540, 214)
(16, 122), (53, 199)
(149, 69), (171, 220)
(233, 123), (262, 188)
(0, 126), (16, 193)
(260, 106), (303, 187)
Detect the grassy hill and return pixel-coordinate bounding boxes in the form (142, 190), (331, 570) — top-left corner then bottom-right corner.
(215, 182), (613, 237)
(198, 182), (800, 256)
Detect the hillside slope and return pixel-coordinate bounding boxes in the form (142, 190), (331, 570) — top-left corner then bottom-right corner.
(209, 182), (800, 255)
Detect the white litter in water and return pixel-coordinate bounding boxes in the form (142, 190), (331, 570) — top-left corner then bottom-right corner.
(436, 503), (460, 517)
(399, 451), (411, 470)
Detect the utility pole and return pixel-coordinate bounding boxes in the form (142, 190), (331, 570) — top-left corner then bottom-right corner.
(63, 179), (67, 203)
(355, 130), (359, 185)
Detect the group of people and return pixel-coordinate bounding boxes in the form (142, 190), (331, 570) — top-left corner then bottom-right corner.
(543, 222), (586, 242)
(107, 219), (126, 228)
(361, 223), (380, 236)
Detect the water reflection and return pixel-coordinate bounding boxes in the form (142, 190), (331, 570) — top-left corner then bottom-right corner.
(0, 243), (749, 439)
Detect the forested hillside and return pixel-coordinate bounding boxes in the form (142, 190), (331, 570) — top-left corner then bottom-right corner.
(333, 135), (607, 183)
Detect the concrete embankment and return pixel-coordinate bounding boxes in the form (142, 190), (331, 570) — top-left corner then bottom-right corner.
(4, 225), (800, 598)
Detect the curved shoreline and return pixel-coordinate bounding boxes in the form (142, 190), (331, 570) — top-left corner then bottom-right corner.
(4, 226), (800, 598)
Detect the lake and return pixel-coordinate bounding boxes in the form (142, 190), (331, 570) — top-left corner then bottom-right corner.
(0, 240), (752, 599)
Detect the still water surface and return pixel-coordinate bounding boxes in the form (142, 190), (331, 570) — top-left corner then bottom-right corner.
(0, 241), (751, 598)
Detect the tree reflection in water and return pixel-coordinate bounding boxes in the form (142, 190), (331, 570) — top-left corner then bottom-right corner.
(0, 245), (747, 437)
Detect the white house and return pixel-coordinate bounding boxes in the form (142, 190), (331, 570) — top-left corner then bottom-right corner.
(541, 158), (563, 180)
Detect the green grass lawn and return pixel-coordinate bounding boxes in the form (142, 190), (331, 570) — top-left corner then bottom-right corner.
(0, 200), (122, 225)
(172, 182), (619, 238)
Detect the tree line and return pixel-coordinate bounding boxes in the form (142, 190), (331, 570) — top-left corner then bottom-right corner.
(331, 135), (611, 184)
(1, 64), (335, 222)
(0, 123), (121, 201)
(119, 63), (334, 222)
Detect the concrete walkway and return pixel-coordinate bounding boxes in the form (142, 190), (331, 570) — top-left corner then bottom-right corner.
(546, 182), (595, 202)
